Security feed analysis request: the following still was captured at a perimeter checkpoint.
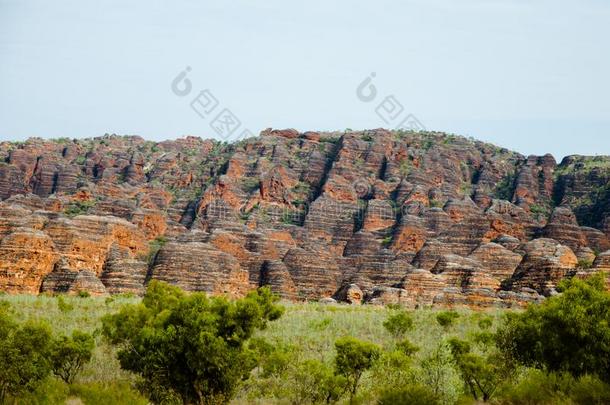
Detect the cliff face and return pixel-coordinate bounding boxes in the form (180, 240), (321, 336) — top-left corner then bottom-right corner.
(0, 129), (609, 307)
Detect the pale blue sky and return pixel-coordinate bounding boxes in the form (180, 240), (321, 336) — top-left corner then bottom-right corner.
(0, 0), (608, 159)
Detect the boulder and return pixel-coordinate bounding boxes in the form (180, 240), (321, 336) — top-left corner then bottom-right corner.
(334, 283), (364, 305)
(508, 238), (577, 295)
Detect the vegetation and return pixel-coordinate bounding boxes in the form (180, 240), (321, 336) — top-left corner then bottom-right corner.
(147, 235), (168, 265)
(64, 199), (97, 217)
(50, 330), (95, 384)
(102, 281), (284, 404)
(448, 336), (514, 402)
(398, 158), (411, 177)
(334, 337), (381, 402)
(378, 384), (439, 405)
(382, 310), (414, 338)
(281, 210), (301, 225)
(495, 172), (516, 201)
(429, 199), (444, 208)
(320, 136), (341, 145)
(0, 302), (53, 402)
(436, 310), (460, 329)
(241, 177), (260, 193)
(529, 203), (551, 220)
(577, 258), (594, 269)
(459, 182), (473, 196)
(2, 274), (610, 404)
(497, 273), (610, 382)
(0, 300), (95, 403)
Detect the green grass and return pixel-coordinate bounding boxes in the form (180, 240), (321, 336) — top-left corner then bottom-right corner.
(255, 303), (503, 363)
(5, 295), (608, 404)
(0, 295), (501, 403)
(0, 295), (507, 404)
(4, 294), (137, 384)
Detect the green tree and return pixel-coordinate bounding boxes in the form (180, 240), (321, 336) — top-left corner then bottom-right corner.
(102, 281), (284, 405)
(334, 337), (381, 403)
(292, 359), (346, 404)
(371, 337), (420, 398)
(50, 330), (95, 384)
(496, 273), (610, 382)
(371, 349), (414, 394)
(382, 311), (414, 339)
(419, 342), (460, 402)
(448, 337), (514, 402)
(0, 302), (53, 402)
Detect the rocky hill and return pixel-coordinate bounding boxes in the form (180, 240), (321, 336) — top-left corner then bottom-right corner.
(0, 129), (609, 307)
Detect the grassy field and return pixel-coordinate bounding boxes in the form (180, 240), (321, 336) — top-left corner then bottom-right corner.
(1, 293), (509, 404)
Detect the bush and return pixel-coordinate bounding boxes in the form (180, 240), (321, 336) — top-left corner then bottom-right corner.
(11, 380), (148, 405)
(57, 296), (74, 312)
(396, 338), (419, 357)
(259, 343), (294, 378)
(147, 235), (168, 265)
(577, 258), (594, 269)
(292, 359), (346, 404)
(0, 302), (53, 402)
(448, 337), (515, 402)
(64, 200), (96, 218)
(436, 310), (460, 329)
(496, 369), (610, 405)
(77, 290), (91, 298)
(371, 349), (414, 393)
(496, 172), (516, 200)
(529, 203), (550, 220)
(419, 342), (461, 402)
(383, 311), (414, 338)
(102, 281), (284, 404)
(241, 177), (260, 193)
(334, 336), (381, 402)
(378, 384), (440, 405)
(496, 273), (610, 382)
(570, 375), (610, 404)
(477, 316), (493, 330)
(50, 330), (95, 384)
(13, 377), (70, 405)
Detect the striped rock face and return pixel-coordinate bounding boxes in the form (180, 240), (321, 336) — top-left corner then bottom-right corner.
(0, 130), (608, 306)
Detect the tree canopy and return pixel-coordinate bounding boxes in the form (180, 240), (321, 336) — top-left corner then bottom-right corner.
(497, 273), (610, 382)
(102, 281), (284, 405)
(0, 301), (53, 403)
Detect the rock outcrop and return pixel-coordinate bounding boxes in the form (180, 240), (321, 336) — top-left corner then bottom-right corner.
(0, 130), (608, 307)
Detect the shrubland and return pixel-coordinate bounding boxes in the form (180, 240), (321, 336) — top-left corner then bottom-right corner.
(0, 273), (609, 404)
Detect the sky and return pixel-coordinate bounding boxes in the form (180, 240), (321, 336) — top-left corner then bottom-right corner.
(0, 0), (609, 160)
